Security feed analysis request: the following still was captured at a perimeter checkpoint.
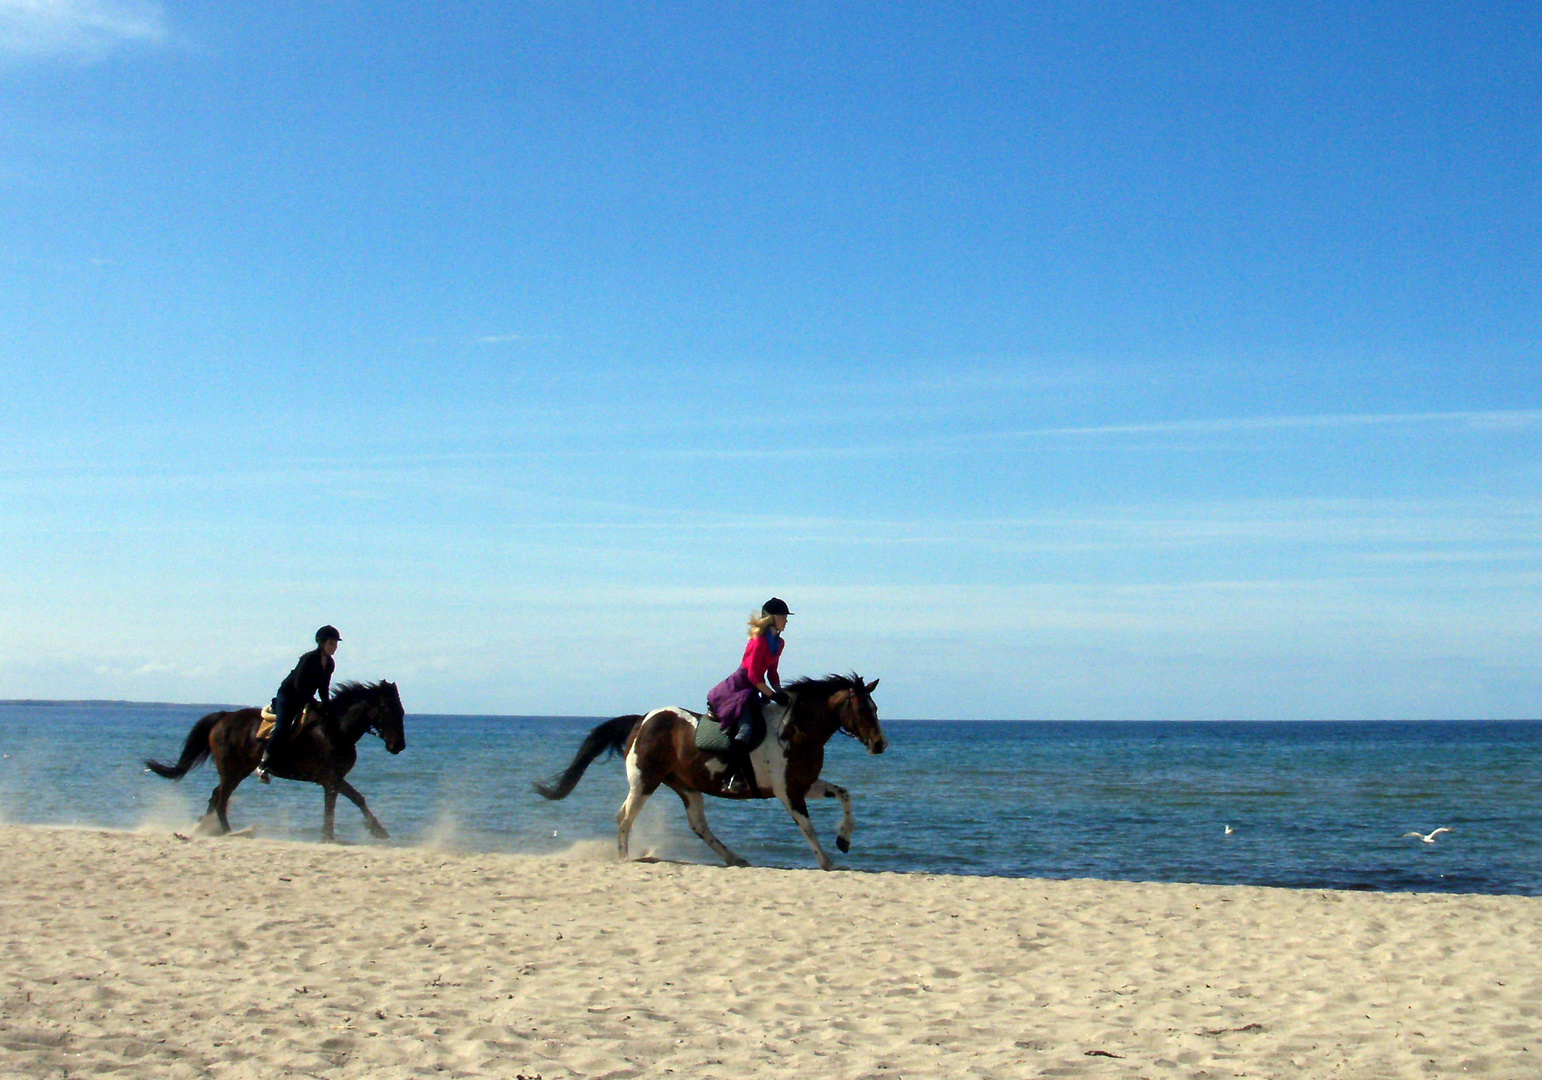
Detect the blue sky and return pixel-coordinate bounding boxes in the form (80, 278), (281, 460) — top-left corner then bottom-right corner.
(1, 1), (1539, 719)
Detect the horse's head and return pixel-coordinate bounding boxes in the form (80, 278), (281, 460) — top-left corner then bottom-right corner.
(371, 681), (407, 754)
(836, 675), (886, 755)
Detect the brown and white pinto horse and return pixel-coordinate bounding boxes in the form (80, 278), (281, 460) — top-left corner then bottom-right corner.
(535, 674), (886, 870)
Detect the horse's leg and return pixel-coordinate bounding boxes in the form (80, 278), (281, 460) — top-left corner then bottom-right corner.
(615, 784), (656, 862)
(218, 783), (234, 833)
(207, 777), (240, 835)
(781, 788), (835, 871)
(196, 734), (240, 835)
(322, 786), (338, 842)
(807, 779), (855, 854)
(335, 779), (389, 840)
(198, 784), (230, 835)
(675, 787), (749, 868)
(203, 761), (241, 835)
(616, 754), (661, 862)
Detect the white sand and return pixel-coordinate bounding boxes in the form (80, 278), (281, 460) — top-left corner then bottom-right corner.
(2, 824), (1539, 1078)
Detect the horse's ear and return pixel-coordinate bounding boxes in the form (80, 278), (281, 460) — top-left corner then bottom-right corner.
(864, 678), (879, 694)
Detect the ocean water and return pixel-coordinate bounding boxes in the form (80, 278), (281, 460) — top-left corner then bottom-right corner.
(2, 701), (1540, 895)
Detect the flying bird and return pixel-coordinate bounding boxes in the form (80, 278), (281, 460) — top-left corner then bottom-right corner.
(1401, 828), (1452, 843)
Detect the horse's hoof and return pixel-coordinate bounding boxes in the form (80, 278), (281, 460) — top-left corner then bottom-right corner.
(727, 856), (751, 868)
(370, 826), (390, 840)
(837, 836), (851, 853)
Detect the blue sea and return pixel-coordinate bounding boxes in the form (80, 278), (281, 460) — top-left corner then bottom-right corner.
(3, 701), (1540, 895)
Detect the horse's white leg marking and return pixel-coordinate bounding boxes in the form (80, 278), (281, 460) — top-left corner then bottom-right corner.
(680, 789), (749, 867)
(763, 730), (788, 801)
(615, 744), (651, 861)
(807, 779), (854, 852)
(780, 789), (834, 870)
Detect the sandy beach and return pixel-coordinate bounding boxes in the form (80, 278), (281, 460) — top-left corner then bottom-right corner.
(2, 824), (1539, 1079)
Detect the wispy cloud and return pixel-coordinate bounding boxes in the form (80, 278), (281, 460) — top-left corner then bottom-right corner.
(476, 333), (566, 345)
(0, 0), (169, 62)
(1027, 409), (1542, 438)
(624, 407), (1542, 460)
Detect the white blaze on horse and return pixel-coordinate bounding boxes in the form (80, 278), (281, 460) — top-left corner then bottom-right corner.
(534, 674), (886, 870)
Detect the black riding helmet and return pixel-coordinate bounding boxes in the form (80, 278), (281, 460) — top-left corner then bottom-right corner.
(315, 625), (342, 644)
(761, 598), (793, 617)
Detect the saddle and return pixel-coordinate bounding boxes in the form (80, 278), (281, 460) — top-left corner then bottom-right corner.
(696, 704), (779, 754)
(256, 702), (321, 742)
(694, 712), (732, 752)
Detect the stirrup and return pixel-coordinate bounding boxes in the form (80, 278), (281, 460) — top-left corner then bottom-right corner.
(255, 764), (271, 784)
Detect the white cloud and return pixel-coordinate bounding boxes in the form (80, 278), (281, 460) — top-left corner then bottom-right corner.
(0, 0), (168, 62)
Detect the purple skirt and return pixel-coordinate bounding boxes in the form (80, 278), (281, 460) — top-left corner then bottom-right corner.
(707, 667), (756, 730)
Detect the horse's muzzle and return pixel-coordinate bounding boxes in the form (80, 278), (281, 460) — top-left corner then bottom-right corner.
(387, 739), (406, 755)
(867, 736), (887, 755)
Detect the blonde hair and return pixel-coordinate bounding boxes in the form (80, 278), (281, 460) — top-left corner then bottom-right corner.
(746, 611), (777, 637)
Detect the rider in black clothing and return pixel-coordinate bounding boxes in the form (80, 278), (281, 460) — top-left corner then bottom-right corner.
(256, 625), (340, 783)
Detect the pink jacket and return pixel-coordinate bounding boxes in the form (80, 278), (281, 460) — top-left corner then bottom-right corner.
(741, 632), (782, 687)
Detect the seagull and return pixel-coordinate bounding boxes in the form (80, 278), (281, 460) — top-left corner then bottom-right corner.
(1402, 828), (1453, 843)
(1223, 824), (1235, 836)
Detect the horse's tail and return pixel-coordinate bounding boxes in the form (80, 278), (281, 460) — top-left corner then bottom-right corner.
(143, 711), (223, 779)
(532, 714), (641, 800)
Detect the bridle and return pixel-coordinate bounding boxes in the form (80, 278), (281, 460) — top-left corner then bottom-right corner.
(370, 701), (405, 745)
(834, 684), (870, 742)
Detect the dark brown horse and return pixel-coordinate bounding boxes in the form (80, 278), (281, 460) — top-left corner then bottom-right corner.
(144, 681), (407, 840)
(535, 674), (886, 869)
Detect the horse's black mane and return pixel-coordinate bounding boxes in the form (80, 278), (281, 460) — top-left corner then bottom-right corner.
(786, 673), (865, 698)
(328, 680), (393, 711)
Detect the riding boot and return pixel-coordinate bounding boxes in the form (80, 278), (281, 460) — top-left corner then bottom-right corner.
(255, 750), (272, 783)
(725, 746), (754, 796)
